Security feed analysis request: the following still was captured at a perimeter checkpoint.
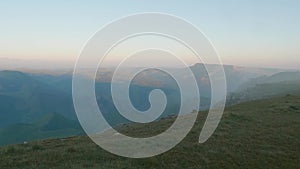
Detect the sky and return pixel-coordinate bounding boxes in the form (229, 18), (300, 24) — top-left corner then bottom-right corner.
(0, 0), (299, 69)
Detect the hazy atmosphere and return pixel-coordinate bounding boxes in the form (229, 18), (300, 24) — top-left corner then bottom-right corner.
(1, 0), (300, 69)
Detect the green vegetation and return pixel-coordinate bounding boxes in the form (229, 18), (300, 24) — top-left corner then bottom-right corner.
(0, 95), (299, 169)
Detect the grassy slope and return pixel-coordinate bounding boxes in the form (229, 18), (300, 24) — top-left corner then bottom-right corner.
(0, 95), (299, 169)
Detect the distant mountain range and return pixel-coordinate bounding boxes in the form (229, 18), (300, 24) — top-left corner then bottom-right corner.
(227, 71), (300, 105)
(0, 63), (298, 145)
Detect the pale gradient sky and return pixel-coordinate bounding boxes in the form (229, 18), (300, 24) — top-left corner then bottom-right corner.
(0, 0), (299, 69)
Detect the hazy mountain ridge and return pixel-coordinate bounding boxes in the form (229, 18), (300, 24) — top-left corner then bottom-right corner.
(235, 71), (300, 91)
(0, 64), (295, 145)
(227, 71), (300, 105)
(0, 71), (76, 127)
(0, 70), (187, 145)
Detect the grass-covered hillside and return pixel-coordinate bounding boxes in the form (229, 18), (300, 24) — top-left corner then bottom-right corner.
(0, 95), (299, 169)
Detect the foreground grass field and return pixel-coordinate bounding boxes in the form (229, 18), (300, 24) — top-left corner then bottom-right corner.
(0, 95), (299, 169)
